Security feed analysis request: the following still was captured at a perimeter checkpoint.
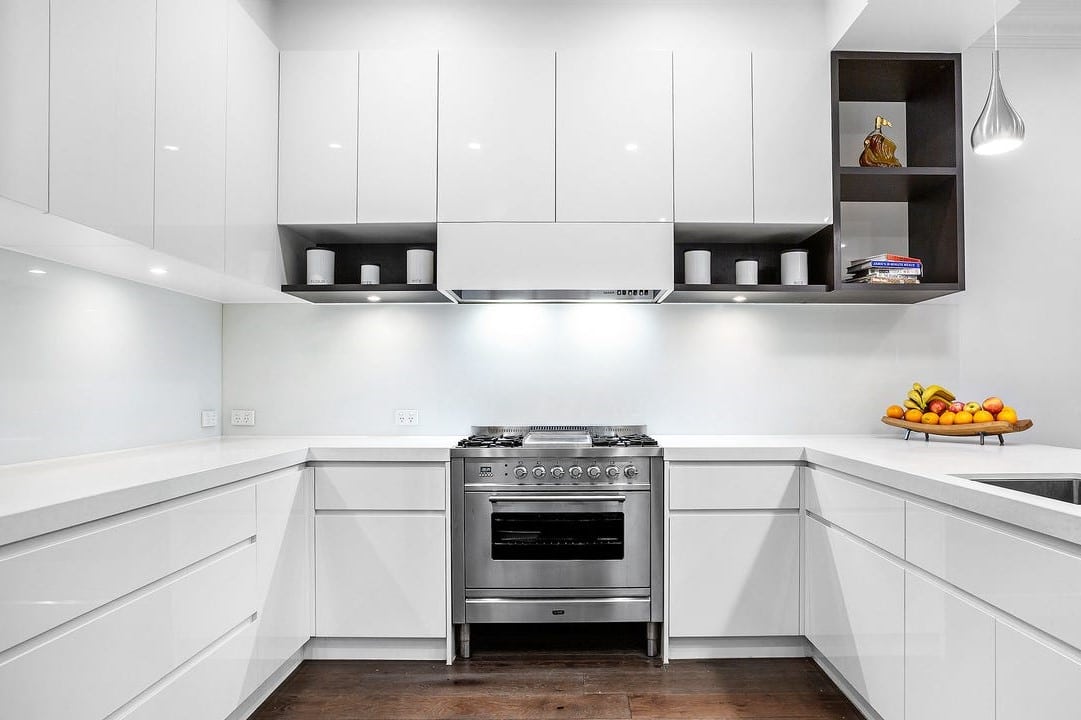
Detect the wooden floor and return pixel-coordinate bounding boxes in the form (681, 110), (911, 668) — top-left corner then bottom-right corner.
(251, 626), (864, 720)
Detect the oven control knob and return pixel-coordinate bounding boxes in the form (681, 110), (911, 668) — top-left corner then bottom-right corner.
(514, 465), (528, 479)
(587, 465), (602, 479)
(532, 465), (546, 479)
(569, 465), (583, 479)
(624, 465), (639, 479)
(605, 465), (621, 479)
(550, 466), (565, 479)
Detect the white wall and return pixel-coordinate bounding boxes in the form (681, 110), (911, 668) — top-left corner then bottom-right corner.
(270, 0), (828, 51)
(222, 302), (958, 435)
(0, 249), (222, 464)
(955, 47), (1081, 448)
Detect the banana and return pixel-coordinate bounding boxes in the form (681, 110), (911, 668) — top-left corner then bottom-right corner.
(921, 384), (957, 405)
(906, 390), (926, 410)
(904, 399), (922, 411)
(912, 382), (924, 395)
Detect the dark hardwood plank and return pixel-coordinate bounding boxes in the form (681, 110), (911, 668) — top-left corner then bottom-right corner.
(629, 692), (860, 719)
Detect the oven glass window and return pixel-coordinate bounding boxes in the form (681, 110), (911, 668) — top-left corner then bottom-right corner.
(491, 512), (624, 560)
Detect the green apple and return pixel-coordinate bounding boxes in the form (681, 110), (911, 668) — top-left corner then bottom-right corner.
(964, 402), (982, 414)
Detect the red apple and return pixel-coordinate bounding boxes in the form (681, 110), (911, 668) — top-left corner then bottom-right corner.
(983, 396), (1005, 414)
(928, 398), (949, 415)
(948, 401), (965, 414)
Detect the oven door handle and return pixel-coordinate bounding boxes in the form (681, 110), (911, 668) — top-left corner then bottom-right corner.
(488, 495), (627, 503)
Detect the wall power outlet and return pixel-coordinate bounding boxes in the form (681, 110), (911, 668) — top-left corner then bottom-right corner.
(395, 409), (420, 426)
(201, 410), (218, 428)
(231, 409), (256, 427)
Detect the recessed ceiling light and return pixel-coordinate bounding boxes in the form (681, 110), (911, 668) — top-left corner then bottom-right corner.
(733, 295), (747, 303)
(467, 141), (482, 150)
(149, 266), (169, 276)
(624, 143), (639, 152)
(367, 295), (381, 302)
(162, 145), (180, 152)
(28, 268), (47, 275)
(328, 142), (343, 149)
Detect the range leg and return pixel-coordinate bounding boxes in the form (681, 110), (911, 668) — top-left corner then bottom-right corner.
(459, 623), (471, 659)
(646, 622), (660, 658)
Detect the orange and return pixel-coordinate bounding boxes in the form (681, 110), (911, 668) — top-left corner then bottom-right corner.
(886, 405), (905, 419)
(973, 410), (994, 423)
(954, 411), (974, 424)
(939, 411), (956, 426)
(921, 412), (940, 425)
(905, 408), (924, 423)
(997, 407), (1018, 424)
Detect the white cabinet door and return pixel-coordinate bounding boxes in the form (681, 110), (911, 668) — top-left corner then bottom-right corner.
(805, 517), (904, 720)
(997, 622), (1081, 720)
(0, 0), (49, 210)
(358, 50), (437, 222)
(673, 50), (753, 223)
(224, 0), (282, 289)
(316, 514), (445, 638)
(50, 0), (156, 246)
(905, 572), (995, 720)
(669, 513), (799, 637)
(438, 50), (555, 222)
(154, 0), (228, 271)
(253, 468), (311, 691)
(752, 50), (833, 225)
(278, 51), (359, 224)
(556, 50), (673, 222)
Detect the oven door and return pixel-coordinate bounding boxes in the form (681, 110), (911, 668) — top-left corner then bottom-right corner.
(464, 491), (651, 590)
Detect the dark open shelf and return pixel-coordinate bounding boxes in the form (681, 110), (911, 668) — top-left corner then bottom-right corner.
(838, 167), (956, 203)
(281, 284), (452, 304)
(666, 284), (829, 304)
(672, 225), (834, 289)
(829, 283), (962, 304)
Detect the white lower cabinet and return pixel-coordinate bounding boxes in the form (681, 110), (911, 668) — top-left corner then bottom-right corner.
(669, 513), (799, 637)
(252, 467), (312, 689)
(997, 622), (1081, 719)
(905, 571), (995, 720)
(804, 516), (904, 720)
(316, 513), (446, 638)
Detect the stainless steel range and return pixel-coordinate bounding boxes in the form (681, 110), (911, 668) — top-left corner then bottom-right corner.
(451, 425), (663, 658)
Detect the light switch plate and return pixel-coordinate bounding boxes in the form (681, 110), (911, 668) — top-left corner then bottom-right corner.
(395, 409), (420, 426)
(231, 409), (256, 427)
(201, 410), (218, 428)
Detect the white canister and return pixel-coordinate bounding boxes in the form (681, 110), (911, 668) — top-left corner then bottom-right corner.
(684, 250), (712, 285)
(360, 264), (380, 285)
(306, 248), (335, 285)
(406, 249), (435, 285)
(781, 250), (809, 286)
(735, 259), (759, 285)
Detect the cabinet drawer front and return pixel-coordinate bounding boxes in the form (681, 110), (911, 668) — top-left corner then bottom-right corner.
(315, 514), (446, 638)
(669, 513), (799, 637)
(0, 544), (256, 720)
(805, 518), (905, 720)
(669, 463), (799, 510)
(315, 463), (445, 510)
(996, 622), (1081, 720)
(907, 502), (1081, 651)
(0, 484), (255, 652)
(805, 467), (904, 556)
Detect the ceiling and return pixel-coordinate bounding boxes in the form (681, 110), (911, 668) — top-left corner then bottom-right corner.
(973, 0), (1081, 48)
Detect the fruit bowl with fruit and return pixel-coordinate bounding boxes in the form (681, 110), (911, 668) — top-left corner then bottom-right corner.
(882, 383), (1033, 445)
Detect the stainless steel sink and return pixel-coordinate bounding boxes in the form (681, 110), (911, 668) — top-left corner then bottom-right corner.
(958, 475), (1081, 505)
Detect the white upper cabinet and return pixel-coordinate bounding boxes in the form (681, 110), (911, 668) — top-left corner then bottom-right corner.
(278, 51), (359, 224)
(358, 50), (437, 223)
(438, 50), (555, 222)
(154, 0), (229, 271)
(556, 50), (673, 222)
(0, 0), (49, 211)
(673, 50), (753, 223)
(225, 0), (282, 289)
(50, 0), (157, 246)
(752, 50), (833, 225)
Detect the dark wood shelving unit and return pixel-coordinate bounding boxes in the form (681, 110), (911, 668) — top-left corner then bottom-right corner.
(831, 51), (965, 303)
(279, 223), (453, 303)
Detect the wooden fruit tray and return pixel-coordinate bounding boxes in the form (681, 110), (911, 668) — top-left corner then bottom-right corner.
(881, 417), (1033, 445)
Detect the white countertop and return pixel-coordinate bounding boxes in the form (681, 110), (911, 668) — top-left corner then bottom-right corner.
(2, 433), (1080, 549)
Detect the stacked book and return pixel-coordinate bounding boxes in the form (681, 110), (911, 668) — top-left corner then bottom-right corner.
(845, 253), (922, 285)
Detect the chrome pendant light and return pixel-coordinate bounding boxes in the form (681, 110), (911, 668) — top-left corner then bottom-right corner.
(971, 0), (1025, 155)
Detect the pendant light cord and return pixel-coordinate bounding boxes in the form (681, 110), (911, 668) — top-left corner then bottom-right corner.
(993, 0), (999, 51)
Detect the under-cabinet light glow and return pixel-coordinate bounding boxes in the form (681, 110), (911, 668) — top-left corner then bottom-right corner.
(624, 143), (639, 152)
(28, 268), (47, 275)
(733, 295), (747, 303)
(328, 143), (343, 149)
(162, 145), (180, 152)
(367, 295), (381, 302)
(467, 141), (482, 150)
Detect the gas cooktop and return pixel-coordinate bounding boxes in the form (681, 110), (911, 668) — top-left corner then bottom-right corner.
(452, 426), (661, 456)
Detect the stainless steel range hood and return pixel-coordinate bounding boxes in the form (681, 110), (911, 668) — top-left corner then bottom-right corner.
(437, 223), (673, 303)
